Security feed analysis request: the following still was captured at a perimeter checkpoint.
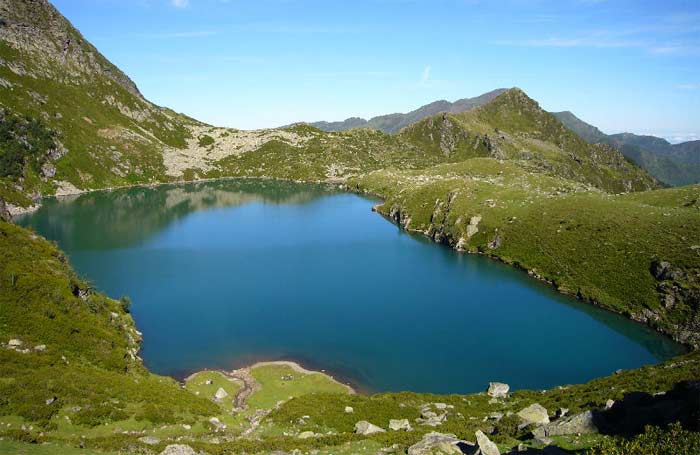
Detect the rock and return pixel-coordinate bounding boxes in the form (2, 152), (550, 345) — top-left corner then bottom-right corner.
(532, 435), (553, 447)
(139, 436), (161, 445)
(532, 410), (598, 438)
(418, 409), (447, 426)
(651, 261), (673, 280)
(516, 443), (528, 452)
(389, 419), (412, 431)
(475, 430), (500, 455)
(214, 387), (228, 401)
(205, 380), (213, 385)
(354, 420), (385, 435)
(555, 408), (569, 419)
(34, 345), (46, 351)
(45, 397), (56, 405)
(8, 339), (22, 347)
(488, 233), (502, 250)
(517, 403), (550, 425)
(298, 431), (317, 439)
(605, 399), (615, 410)
(487, 382), (509, 398)
(344, 406), (354, 413)
(407, 432), (470, 455)
(160, 445), (196, 455)
(433, 403), (449, 410)
(209, 417), (227, 431)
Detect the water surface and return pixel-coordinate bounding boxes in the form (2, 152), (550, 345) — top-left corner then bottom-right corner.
(19, 179), (684, 393)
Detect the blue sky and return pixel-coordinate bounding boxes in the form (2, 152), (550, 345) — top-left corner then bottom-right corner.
(53, 0), (699, 141)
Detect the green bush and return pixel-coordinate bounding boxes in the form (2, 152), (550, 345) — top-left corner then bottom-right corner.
(198, 134), (215, 147)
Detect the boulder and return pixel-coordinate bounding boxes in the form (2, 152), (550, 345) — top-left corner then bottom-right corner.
(475, 430), (500, 455)
(354, 420), (385, 435)
(418, 409), (447, 426)
(8, 339), (22, 347)
(407, 432), (471, 455)
(298, 431), (317, 439)
(389, 419), (412, 431)
(214, 387), (228, 401)
(487, 382), (509, 398)
(139, 436), (161, 445)
(160, 445), (196, 455)
(517, 403), (550, 425)
(344, 406), (354, 413)
(532, 410), (598, 438)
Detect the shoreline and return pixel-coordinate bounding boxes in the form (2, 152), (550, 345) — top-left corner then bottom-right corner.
(183, 359), (358, 397)
(10, 174), (691, 361)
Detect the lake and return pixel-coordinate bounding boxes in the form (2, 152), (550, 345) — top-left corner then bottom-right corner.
(18, 179), (684, 394)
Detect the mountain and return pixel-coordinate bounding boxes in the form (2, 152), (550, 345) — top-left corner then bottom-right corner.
(552, 111), (700, 186)
(0, 0), (200, 207)
(306, 88), (508, 133)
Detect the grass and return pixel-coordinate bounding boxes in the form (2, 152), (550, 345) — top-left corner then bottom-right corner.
(248, 364), (351, 410)
(185, 371), (242, 405)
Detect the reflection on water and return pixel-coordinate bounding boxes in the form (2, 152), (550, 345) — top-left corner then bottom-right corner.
(18, 179), (685, 393)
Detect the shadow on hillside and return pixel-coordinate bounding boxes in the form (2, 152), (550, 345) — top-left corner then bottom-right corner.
(593, 379), (700, 436)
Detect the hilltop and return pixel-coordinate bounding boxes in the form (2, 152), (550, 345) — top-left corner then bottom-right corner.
(303, 89), (508, 134)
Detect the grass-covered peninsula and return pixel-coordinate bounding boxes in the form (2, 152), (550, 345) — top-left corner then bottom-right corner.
(1, 0), (699, 454)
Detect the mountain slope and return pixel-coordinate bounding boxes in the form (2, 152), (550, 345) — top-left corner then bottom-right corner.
(0, 0), (199, 207)
(306, 88), (508, 133)
(552, 111), (700, 186)
(398, 89), (659, 193)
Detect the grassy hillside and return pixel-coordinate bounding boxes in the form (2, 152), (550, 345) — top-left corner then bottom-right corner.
(349, 159), (700, 348)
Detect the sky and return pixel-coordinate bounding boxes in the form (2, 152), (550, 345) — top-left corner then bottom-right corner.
(52, 0), (700, 142)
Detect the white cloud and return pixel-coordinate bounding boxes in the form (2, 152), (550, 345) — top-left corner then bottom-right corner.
(171, 0), (189, 8)
(420, 65), (431, 85)
(676, 83), (699, 90)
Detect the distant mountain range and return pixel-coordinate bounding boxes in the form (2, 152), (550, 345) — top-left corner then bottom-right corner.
(303, 94), (699, 187)
(306, 89), (508, 134)
(552, 112), (700, 187)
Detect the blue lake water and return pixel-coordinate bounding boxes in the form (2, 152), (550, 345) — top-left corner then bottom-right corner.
(18, 179), (684, 394)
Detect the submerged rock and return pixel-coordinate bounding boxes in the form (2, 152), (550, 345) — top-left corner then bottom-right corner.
(517, 403), (550, 425)
(354, 420), (385, 435)
(487, 382), (509, 398)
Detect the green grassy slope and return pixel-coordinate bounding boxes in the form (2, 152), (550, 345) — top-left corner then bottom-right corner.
(0, 0), (199, 206)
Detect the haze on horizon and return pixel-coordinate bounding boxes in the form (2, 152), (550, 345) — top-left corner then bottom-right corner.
(54, 0), (700, 143)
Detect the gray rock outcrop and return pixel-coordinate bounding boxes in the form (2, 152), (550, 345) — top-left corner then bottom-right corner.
(160, 445), (196, 455)
(487, 382), (509, 398)
(532, 410), (598, 438)
(475, 430), (500, 455)
(517, 403), (550, 425)
(407, 432), (471, 455)
(354, 420), (385, 435)
(389, 418), (412, 431)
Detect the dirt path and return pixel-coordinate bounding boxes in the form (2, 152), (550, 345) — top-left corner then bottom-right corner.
(223, 366), (260, 410)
